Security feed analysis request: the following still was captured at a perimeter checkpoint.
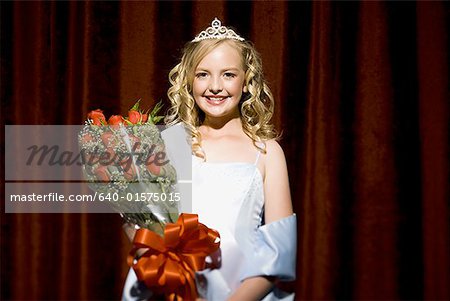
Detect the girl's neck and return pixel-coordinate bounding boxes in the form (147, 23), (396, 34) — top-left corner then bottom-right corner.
(201, 115), (242, 135)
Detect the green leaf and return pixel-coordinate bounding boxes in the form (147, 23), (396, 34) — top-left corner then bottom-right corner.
(150, 101), (163, 117)
(149, 101), (164, 124)
(130, 99), (141, 111)
(152, 116), (164, 124)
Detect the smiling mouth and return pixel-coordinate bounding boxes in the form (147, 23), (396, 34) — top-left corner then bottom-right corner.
(205, 96), (229, 104)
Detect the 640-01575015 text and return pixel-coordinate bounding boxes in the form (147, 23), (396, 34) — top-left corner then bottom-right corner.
(96, 192), (181, 202)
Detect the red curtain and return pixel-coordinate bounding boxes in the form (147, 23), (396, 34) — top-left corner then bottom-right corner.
(1, 1), (449, 300)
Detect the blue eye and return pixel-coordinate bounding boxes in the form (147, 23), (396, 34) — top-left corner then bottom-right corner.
(196, 72), (207, 78)
(224, 72), (236, 78)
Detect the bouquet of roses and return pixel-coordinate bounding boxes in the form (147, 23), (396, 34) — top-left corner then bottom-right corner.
(79, 100), (179, 234)
(79, 100), (220, 300)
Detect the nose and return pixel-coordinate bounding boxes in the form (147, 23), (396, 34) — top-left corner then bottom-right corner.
(209, 76), (223, 94)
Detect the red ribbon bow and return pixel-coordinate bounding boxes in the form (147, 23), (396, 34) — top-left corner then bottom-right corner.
(128, 213), (220, 300)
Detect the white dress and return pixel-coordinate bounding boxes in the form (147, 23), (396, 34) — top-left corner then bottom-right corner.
(122, 125), (297, 300)
(191, 154), (296, 301)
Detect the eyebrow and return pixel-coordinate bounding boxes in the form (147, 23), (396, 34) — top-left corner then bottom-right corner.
(195, 67), (240, 72)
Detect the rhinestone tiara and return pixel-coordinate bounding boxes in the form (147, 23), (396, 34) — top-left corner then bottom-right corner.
(192, 18), (245, 42)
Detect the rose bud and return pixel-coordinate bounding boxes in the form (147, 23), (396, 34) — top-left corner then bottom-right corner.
(145, 154), (161, 175)
(87, 109), (106, 126)
(80, 151), (96, 167)
(128, 110), (141, 124)
(94, 165), (110, 182)
(128, 134), (141, 151)
(81, 133), (94, 144)
(121, 162), (137, 180)
(108, 115), (124, 126)
(103, 147), (116, 162)
(101, 131), (114, 147)
(117, 153), (131, 165)
(141, 113), (148, 123)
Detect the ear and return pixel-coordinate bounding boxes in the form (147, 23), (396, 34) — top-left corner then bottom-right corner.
(243, 85), (248, 93)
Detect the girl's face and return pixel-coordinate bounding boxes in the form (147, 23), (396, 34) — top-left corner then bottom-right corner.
(192, 42), (247, 121)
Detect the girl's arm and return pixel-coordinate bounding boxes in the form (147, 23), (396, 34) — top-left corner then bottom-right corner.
(228, 140), (294, 301)
(227, 276), (274, 301)
(262, 140), (294, 224)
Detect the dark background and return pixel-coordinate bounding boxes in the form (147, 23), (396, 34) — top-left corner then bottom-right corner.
(1, 1), (449, 300)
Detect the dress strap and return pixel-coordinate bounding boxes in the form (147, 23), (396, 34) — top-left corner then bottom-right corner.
(254, 151), (261, 165)
(254, 141), (265, 165)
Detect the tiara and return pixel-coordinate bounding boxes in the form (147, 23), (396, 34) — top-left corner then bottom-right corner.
(192, 18), (245, 42)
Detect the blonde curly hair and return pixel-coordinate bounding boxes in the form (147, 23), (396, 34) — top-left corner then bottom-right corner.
(165, 38), (278, 159)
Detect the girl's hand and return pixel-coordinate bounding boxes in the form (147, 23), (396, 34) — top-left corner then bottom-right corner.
(226, 276), (274, 301)
(122, 222), (136, 242)
(122, 223), (149, 258)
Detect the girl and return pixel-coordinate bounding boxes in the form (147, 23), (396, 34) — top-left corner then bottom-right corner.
(123, 18), (296, 301)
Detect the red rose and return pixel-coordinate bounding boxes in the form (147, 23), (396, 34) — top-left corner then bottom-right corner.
(141, 113), (148, 123)
(108, 115), (124, 126)
(100, 132), (117, 155)
(104, 147), (116, 161)
(146, 154), (161, 175)
(121, 161), (137, 180)
(101, 131), (114, 146)
(128, 134), (141, 150)
(87, 109), (106, 126)
(82, 153), (98, 167)
(94, 165), (110, 182)
(80, 133), (94, 144)
(128, 110), (142, 124)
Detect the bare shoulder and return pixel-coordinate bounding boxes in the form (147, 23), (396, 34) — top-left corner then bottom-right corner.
(263, 139), (287, 168)
(265, 139), (285, 155)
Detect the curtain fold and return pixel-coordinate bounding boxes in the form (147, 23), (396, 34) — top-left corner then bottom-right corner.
(1, 1), (448, 300)
(417, 2), (450, 300)
(301, 1), (342, 299)
(353, 1), (398, 298)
